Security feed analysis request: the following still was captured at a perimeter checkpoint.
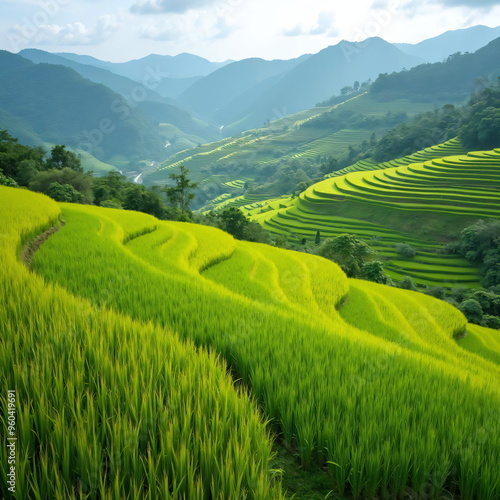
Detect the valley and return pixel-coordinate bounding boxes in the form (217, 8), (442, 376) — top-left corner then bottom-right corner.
(1, 16), (500, 500)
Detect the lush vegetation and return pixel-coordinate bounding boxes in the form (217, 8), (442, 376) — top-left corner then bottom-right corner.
(147, 94), (443, 210)
(0, 187), (283, 499)
(0, 130), (200, 221)
(371, 37), (500, 103)
(2, 186), (499, 499)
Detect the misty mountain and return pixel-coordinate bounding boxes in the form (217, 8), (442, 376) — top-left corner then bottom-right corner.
(210, 37), (424, 134)
(56, 51), (232, 81)
(395, 25), (500, 63)
(177, 55), (311, 119)
(19, 48), (173, 102)
(17, 49), (215, 140)
(0, 50), (164, 162)
(371, 36), (500, 103)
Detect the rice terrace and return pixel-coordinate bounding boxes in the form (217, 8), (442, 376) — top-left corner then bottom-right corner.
(1, 2), (500, 499)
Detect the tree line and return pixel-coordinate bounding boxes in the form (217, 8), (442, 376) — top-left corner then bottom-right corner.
(0, 131), (198, 221)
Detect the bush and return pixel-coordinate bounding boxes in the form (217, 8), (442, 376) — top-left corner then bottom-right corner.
(399, 276), (418, 291)
(426, 286), (446, 300)
(459, 299), (483, 325)
(395, 242), (416, 258)
(483, 315), (500, 330)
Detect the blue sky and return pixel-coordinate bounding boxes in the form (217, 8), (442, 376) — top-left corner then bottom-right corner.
(1, 0), (499, 62)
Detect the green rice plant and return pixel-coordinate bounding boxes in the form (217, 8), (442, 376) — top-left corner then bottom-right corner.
(29, 199), (500, 499)
(0, 187), (283, 499)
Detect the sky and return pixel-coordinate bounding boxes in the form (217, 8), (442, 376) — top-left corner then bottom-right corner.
(1, 0), (499, 62)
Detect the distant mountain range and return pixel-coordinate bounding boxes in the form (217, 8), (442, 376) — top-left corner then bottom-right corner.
(395, 25), (500, 63)
(201, 37), (424, 135)
(0, 25), (498, 169)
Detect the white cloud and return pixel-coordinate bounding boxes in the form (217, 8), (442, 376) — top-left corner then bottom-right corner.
(284, 11), (336, 37)
(8, 15), (120, 46)
(131, 0), (218, 14)
(140, 10), (236, 42)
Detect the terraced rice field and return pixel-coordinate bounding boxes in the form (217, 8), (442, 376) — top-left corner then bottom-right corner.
(256, 142), (499, 287)
(2, 185), (499, 499)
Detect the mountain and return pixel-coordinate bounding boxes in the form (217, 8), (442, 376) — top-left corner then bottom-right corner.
(56, 51), (232, 81)
(19, 48), (173, 102)
(395, 25), (500, 63)
(371, 36), (500, 102)
(178, 55), (310, 119)
(0, 50), (164, 163)
(17, 48), (214, 138)
(201, 37), (424, 134)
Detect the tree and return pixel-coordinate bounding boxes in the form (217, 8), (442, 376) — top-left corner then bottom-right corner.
(47, 182), (84, 203)
(361, 261), (391, 284)
(319, 156), (339, 176)
(46, 145), (82, 172)
(315, 230), (321, 245)
(217, 207), (248, 240)
(29, 168), (94, 204)
(318, 234), (373, 277)
(459, 299), (483, 325)
(164, 165), (198, 219)
(0, 171), (18, 187)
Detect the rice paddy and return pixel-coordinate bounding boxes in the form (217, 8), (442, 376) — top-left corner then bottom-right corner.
(255, 141), (500, 287)
(2, 185), (499, 499)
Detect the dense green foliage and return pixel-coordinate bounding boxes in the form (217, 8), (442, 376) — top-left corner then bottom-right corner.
(371, 37), (500, 102)
(0, 130), (195, 221)
(448, 219), (500, 287)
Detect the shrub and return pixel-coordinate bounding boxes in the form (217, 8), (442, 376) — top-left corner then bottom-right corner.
(395, 242), (416, 258)
(459, 299), (483, 325)
(399, 276), (418, 291)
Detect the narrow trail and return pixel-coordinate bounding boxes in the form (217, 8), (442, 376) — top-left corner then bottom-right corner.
(21, 221), (65, 267)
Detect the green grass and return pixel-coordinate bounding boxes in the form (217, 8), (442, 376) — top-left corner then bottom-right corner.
(3, 186), (500, 499)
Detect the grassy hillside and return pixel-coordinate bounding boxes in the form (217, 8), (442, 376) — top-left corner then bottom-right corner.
(0, 187), (283, 499)
(253, 141), (500, 287)
(145, 94), (444, 208)
(2, 186), (499, 498)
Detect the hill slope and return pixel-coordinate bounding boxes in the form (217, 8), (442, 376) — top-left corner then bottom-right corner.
(372, 36), (500, 102)
(200, 37), (424, 134)
(254, 142), (500, 287)
(0, 51), (163, 164)
(2, 185), (498, 498)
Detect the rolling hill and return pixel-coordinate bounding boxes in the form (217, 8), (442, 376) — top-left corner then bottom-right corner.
(177, 55), (311, 121)
(372, 36), (500, 102)
(1, 185), (499, 498)
(180, 37), (424, 134)
(17, 49), (217, 142)
(144, 93), (455, 209)
(0, 50), (164, 165)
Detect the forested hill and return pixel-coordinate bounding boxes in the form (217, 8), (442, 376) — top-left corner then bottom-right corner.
(0, 51), (164, 161)
(371, 36), (500, 102)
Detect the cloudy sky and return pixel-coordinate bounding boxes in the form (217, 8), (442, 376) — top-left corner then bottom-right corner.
(1, 0), (499, 62)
